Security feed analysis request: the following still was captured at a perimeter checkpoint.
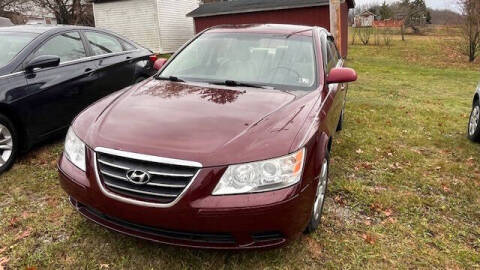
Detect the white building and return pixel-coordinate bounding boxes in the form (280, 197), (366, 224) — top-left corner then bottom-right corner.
(353, 10), (375, 27)
(92, 0), (198, 53)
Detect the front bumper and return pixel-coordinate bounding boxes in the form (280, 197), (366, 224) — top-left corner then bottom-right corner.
(58, 149), (317, 250)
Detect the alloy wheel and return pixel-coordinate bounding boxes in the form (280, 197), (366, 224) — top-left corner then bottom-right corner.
(469, 105), (480, 136)
(0, 123), (13, 167)
(313, 159), (328, 220)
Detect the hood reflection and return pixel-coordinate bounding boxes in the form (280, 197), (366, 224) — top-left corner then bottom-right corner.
(133, 80), (244, 105)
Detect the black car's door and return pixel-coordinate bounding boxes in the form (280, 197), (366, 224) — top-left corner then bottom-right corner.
(23, 31), (98, 139)
(82, 31), (136, 98)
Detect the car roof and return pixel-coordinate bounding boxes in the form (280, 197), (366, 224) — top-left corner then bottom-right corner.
(205, 24), (326, 36)
(0, 24), (96, 34)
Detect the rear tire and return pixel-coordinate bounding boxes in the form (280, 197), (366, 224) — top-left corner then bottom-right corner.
(468, 100), (480, 142)
(305, 151), (329, 234)
(0, 114), (18, 174)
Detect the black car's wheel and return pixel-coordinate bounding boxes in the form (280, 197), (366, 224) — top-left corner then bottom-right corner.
(0, 114), (17, 174)
(468, 100), (480, 142)
(305, 151), (329, 234)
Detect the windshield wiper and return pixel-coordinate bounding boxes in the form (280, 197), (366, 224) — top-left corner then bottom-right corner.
(210, 80), (266, 89)
(155, 75), (185, 82)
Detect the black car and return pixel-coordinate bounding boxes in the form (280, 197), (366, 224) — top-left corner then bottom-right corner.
(0, 25), (158, 172)
(468, 82), (480, 142)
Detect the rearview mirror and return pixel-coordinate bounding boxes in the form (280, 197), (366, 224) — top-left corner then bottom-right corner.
(327, 67), (357, 84)
(25, 55), (60, 72)
(153, 58), (168, 71)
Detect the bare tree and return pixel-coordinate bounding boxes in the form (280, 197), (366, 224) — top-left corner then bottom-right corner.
(33, 0), (94, 26)
(358, 27), (374, 45)
(458, 0), (480, 62)
(0, 0), (20, 10)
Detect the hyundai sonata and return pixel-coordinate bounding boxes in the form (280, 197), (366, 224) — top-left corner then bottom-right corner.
(58, 24), (357, 249)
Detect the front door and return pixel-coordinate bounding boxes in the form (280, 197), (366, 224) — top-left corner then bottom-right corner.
(23, 31), (98, 139)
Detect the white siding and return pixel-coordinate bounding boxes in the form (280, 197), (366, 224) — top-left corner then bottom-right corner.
(156, 0), (198, 53)
(93, 0), (162, 52)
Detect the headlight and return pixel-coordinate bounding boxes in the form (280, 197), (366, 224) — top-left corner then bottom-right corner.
(64, 127), (86, 171)
(212, 148), (305, 195)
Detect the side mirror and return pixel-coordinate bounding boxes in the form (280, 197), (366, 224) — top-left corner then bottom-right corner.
(153, 58), (168, 71)
(326, 67), (357, 84)
(25, 55), (60, 72)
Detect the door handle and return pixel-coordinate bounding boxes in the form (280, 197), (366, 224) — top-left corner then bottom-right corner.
(84, 68), (96, 77)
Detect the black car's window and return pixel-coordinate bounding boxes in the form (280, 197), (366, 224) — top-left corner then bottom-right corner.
(160, 32), (317, 91)
(85, 32), (123, 55)
(33, 32), (86, 63)
(0, 32), (38, 68)
(121, 40), (136, 51)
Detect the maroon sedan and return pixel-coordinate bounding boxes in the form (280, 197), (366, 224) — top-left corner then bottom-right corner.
(58, 24), (357, 249)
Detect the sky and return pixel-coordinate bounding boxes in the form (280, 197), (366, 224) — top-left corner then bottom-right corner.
(354, 0), (461, 12)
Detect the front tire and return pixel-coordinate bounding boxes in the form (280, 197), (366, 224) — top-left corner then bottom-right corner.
(0, 114), (18, 174)
(305, 152), (329, 234)
(468, 100), (480, 142)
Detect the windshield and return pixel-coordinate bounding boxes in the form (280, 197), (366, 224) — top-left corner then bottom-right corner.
(0, 32), (38, 68)
(160, 32), (317, 91)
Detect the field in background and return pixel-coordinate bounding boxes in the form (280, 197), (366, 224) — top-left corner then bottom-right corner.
(0, 28), (479, 269)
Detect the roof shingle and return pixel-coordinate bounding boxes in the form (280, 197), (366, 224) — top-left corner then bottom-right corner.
(187, 0), (355, 18)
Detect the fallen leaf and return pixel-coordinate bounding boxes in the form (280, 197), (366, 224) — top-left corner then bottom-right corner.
(334, 195), (345, 206)
(356, 149), (364, 154)
(0, 257), (9, 270)
(9, 217), (19, 227)
(15, 228), (32, 241)
(384, 209), (393, 217)
(0, 248), (5, 255)
(305, 237), (323, 257)
(381, 217), (397, 225)
(361, 233), (376, 245)
(100, 264), (110, 269)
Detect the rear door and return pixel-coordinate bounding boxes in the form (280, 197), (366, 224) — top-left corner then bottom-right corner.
(83, 31), (136, 98)
(23, 31), (98, 138)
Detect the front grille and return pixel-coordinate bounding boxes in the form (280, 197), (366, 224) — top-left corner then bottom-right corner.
(251, 232), (284, 242)
(77, 201), (236, 244)
(96, 150), (200, 204)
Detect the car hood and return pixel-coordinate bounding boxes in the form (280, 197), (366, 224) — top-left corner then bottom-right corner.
(75, 78), (319, 167)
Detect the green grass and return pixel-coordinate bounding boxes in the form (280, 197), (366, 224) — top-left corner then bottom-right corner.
(1, 31), (479, 269)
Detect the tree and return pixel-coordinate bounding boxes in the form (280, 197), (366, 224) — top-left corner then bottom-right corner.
(379, 1), (393, 20)
(32, 0), (94, 26)
(0, 0), (20, 10)
(392, 0), (428, 35)
(458, 0), (480, 62)
(425, 10), (432, 24)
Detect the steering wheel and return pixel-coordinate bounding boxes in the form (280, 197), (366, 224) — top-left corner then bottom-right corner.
(270, 66), (301, 81)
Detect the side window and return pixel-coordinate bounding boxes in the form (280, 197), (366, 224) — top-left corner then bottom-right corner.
(121, 40), (136, 51)
(34, 32), (86, 63)
(85, 32), (123, 55)
(326, 40), (340, 72)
